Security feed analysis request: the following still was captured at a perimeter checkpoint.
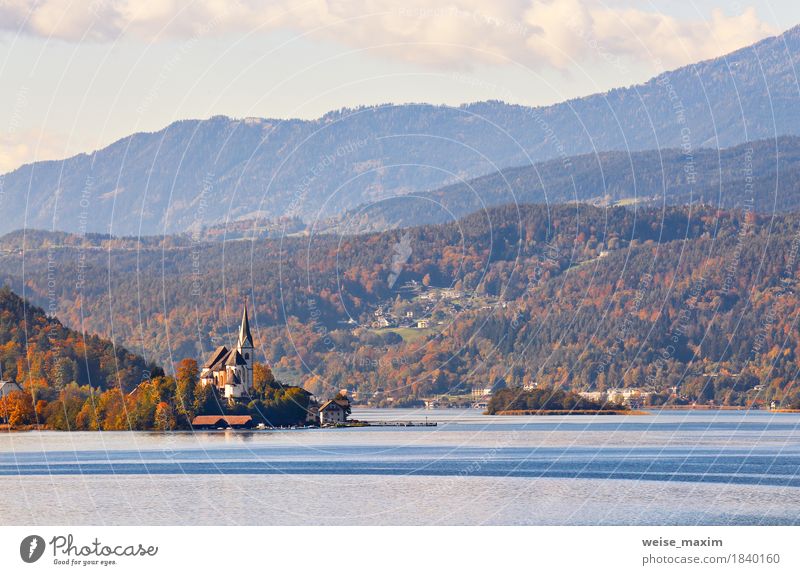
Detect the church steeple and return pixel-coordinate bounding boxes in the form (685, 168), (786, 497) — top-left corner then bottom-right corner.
(238, 301), (254, 350)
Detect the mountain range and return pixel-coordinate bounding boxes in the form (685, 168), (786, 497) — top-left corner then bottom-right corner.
(328, 136), (800, 233)
(3, 25), (800, 236)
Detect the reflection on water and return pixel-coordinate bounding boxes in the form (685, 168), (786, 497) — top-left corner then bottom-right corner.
(1, 409), (799, 525)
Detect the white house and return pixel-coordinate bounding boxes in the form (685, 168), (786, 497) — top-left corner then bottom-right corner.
(319, 399), (350, 425)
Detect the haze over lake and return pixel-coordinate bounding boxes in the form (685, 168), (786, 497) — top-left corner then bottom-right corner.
(1, 409), (799, 525)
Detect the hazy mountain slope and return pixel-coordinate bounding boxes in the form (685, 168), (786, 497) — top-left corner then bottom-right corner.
(331, 137), (800, 232)
(3, 25), (800, 235)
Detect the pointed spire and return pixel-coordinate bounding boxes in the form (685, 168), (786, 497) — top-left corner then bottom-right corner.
(238, 300), (254, 349)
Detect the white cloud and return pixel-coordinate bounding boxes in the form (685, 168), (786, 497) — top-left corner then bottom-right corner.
(0, 128), (75, 172)
(0, 1), (779, 71)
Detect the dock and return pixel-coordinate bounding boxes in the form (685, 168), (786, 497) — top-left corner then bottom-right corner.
(363, 421), (437, 427)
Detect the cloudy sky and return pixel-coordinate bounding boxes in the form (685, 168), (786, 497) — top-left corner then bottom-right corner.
(0, 0), (797, 172)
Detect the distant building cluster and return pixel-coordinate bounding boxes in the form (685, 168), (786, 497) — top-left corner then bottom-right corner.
(580, 388), (652, 408)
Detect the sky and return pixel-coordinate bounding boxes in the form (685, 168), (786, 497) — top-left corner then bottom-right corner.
(1, 0), (799, 173)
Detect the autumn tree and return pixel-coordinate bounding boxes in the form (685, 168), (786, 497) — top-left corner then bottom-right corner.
(154, 401), (177, 430)
(175, 358), (199, 422)
(3, 391), (34, 427)
(252, 362), (276, 397)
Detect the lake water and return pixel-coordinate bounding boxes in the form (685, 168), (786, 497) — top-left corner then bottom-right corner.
(2, 409), (800, 525)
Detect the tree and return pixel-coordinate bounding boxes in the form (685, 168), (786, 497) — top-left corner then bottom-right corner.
(252, 362), (276, 397)
(175, 358), (199, 417)
(97, 388), (128, 431)
(175, 358), (199, 423)
(5, 391), (35, 427)
(154, 401), (177, 430)
(193, 382), (222, 416)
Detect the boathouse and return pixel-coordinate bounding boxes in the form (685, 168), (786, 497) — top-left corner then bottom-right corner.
(191, 415), (254, 429)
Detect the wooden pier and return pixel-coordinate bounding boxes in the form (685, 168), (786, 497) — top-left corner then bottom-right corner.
(365, 421), (437, 427)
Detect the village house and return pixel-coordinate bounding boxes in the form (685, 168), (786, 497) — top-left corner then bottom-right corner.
(472, 386), (494, 398)
(0, 379), (22, 398)
(0, 380), (23, 424)
(319, 397), (350, 425)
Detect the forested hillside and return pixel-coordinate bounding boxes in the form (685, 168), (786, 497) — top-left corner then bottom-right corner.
(0, 286), (153, 393)
(5, 202), (800, 407)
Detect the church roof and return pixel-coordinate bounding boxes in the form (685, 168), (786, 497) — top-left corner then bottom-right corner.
(204, 346), (229, 370)
(226, 349), (247, 367)
(238, 304), (254, 349)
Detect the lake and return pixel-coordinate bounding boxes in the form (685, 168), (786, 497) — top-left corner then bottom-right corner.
(1, 409), (800, 525)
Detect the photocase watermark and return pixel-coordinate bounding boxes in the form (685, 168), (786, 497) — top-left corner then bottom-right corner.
(20, 534), (46, 563)
(19, 533), (158, 566)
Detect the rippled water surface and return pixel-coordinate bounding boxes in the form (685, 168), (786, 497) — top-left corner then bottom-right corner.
(2, 409), (800, 525)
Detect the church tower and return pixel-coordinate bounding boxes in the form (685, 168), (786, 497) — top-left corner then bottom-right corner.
(236, 302), (255, 392)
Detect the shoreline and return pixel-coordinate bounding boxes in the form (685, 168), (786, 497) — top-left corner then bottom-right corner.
(490, 409), (646, 416)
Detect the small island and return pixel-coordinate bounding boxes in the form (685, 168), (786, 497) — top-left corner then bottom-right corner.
(485, 387), (639, 415)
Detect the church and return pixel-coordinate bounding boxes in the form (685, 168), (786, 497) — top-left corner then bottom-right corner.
(200, 304), (255, 400)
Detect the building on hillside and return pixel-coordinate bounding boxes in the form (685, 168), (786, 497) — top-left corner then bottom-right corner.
(200, 304), (255, 400)
(319, 398), (350, 425)
(579, 391), (605, 402)
(306, 397), (320, 426)
(472, 386), (493, 398)
(0, 380), (22, 398)
(0, 380), (23, 424)
(604, 388), (652, 407)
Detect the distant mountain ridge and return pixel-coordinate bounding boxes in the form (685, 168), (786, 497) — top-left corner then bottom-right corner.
(3, 24), (800, 235)
(329, 136), (800, 233)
